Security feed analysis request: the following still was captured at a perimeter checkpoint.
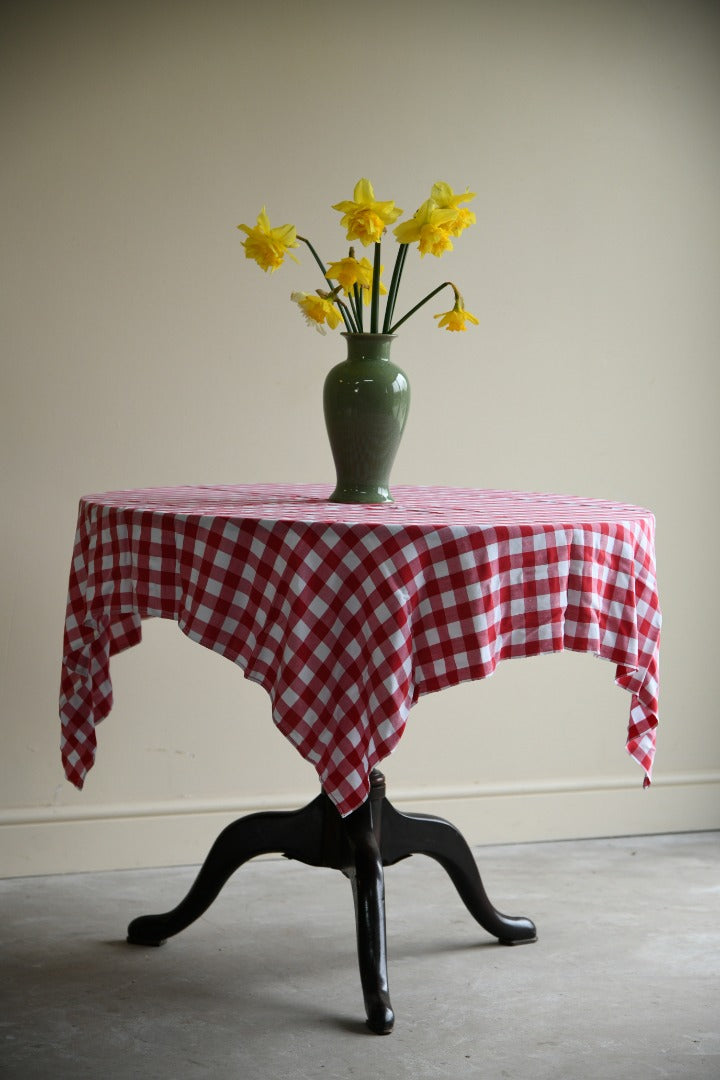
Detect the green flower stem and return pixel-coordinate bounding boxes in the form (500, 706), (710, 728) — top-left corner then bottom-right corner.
(388, 281), (454, 334)
(298, 234), (329, 279)
(382, 243), (408, 333)
(298, 234), (355, 333)
(341, 278), (360, 328)
(348, 289), (358, 330)
(335, 297), (357, 332)
(353, 284), (364, 332)
(370, 242), (381, 333)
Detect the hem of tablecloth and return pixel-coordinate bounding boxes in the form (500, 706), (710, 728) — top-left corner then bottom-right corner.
(61, 611), (658, 815)
(405, 640), (657, 787)
(238, 634), (657, 815)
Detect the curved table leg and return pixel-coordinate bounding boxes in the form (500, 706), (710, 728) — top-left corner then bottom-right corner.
(127, 796), (326, 946)
(380, 800), (537, 944)
(125, 770), (533, 1035)
(343, 800), (395, 1035)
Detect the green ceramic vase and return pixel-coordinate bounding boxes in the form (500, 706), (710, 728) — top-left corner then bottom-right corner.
(323, 333), (410, 504)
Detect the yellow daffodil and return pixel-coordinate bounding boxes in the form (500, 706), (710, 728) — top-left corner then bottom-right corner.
(393, 198), (457, 257)
(326, 256), (387, 305)
(430, 182), (477, 237)
(291, 291), (342, 335)
(325, 256), (373, 293)
(433, 300), (479, 332)
(332, 179), (402, 246)
(237, 208), (299, 273)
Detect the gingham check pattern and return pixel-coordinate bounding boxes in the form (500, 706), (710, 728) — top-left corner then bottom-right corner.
(60, 483), (661, 816)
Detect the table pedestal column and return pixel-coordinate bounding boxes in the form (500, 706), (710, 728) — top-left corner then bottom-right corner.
(127, 770), (537, 1034)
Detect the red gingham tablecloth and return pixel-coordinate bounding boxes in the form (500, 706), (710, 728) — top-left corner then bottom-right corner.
(59, 483), (662, 816)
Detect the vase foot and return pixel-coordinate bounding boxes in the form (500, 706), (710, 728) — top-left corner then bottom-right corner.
(329, 484), (393, 505)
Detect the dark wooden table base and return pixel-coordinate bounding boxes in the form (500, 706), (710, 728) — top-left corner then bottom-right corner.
(127, 770), (537, 1034)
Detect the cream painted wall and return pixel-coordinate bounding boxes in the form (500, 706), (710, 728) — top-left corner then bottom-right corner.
(2, 0), (719, 877)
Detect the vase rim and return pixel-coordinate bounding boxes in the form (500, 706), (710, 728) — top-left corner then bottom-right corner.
(341, 331), (396, 341)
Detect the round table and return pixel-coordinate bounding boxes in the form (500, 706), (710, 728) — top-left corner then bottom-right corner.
(60, 483), (661, 1033)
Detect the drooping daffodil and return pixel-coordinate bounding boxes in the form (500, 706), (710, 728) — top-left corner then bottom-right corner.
(332, 179), (402, 246)
(434, 296), (480, 332)
(290, 291), (343, 334)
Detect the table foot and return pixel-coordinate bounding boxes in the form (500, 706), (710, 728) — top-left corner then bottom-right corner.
(127, 796), (326, 946)
(379, 799), (537, 944)
(364, 994), (395, 1036)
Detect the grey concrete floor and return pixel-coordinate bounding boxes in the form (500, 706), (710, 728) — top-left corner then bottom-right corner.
(1, 832), (718, 1080)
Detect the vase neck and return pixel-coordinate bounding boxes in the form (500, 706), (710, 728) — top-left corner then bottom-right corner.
(343, 332), (395, 363)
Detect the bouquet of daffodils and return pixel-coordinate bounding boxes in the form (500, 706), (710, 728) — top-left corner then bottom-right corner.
(237, 179), (478, 336)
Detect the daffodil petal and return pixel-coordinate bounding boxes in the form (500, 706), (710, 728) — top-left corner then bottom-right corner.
(353, 178), (375, 203)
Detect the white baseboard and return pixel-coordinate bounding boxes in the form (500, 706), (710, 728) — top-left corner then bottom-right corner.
(2, 771), (718, 878)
